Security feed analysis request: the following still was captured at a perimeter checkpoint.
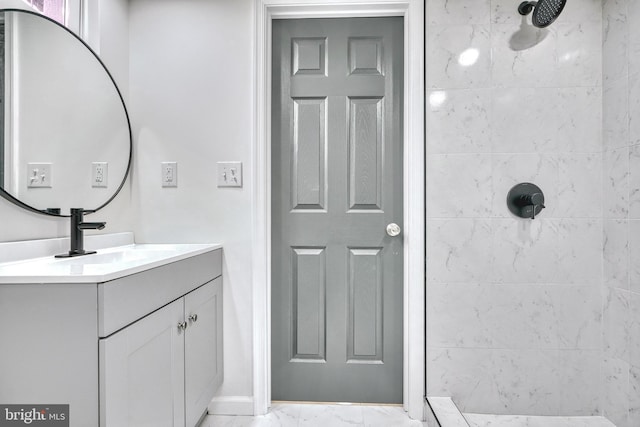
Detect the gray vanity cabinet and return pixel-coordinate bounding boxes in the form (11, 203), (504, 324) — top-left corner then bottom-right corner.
(99, 277), (223, 427)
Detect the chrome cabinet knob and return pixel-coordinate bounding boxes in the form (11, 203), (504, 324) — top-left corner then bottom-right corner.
(188, 314), (198, 323)
(177, 321), (188, 331)
(386, 223), (401, 237)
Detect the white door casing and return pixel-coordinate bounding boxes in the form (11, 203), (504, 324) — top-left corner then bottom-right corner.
(252, 0), (425, 419)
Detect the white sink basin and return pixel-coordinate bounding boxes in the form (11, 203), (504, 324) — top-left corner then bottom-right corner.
(0, 243), (222, 284)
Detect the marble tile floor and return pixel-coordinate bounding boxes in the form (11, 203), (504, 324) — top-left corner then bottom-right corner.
(201, 403), (427, 427)
(463, 413), (617, 427)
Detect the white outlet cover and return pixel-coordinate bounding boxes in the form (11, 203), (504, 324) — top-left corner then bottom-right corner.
(27, 163), (53, 188)
(162, 162), (178, 187)
(92, 162), (108, 188)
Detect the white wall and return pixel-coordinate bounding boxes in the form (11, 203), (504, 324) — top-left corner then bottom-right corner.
(91, 0), (130, 99)
(87, 0), (134, 240)
(128, 0), (254, 403)
(425, 0), (604, 416)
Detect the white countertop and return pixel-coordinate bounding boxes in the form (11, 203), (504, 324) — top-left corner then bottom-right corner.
(0, 243), (222, 284)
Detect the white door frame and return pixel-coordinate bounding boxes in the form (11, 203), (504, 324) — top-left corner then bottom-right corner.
(252, 0), (425, 419)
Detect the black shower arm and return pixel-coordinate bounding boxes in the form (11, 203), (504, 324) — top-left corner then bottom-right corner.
(518, 1), (537, 16)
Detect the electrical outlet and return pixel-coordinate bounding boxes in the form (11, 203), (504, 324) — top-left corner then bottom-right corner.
(161, 162), (178, 187)
(217, 162), (243, 187)
(27, 163), (52, 188)
(92, 162), (108, 188)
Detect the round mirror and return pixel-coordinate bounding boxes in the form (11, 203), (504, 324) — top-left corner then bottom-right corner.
(0, 9), (132, 216)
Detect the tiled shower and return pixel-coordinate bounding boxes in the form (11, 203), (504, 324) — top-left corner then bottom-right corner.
(425, 0), (638, 426)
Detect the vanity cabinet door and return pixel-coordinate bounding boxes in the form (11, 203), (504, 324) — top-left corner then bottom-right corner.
(184, 277), (223, 427)
(99, 298), (186, 427)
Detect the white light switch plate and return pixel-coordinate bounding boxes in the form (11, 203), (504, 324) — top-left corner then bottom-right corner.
(162, 162), (178, 187)
(217, 162), (242, 187)
(27, 163), (52, 188)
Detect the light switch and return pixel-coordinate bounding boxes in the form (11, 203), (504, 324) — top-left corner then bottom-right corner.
(27, 163), (52, 188)
(217, 162), (242, 187)
(162, 162), (178, 187)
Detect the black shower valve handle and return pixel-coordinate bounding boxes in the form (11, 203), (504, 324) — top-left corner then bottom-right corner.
(529, 192), (544, 207)
(507, 183), (546, 220)
(531, 201), (545, 220)
(519, 193), (545, 219)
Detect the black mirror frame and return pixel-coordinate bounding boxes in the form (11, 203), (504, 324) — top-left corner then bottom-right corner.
(0, 8), (132, 218)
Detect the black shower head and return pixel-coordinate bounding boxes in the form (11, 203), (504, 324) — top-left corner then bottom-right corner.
(518, 0), (567, 28)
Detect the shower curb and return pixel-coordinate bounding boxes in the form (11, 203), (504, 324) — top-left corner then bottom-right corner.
(425, 397), (470, 427)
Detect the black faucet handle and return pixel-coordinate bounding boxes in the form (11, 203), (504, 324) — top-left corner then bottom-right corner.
(78, 222), (106, 230)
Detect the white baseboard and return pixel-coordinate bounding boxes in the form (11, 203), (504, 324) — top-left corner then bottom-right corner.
(208, 396), (255, 416)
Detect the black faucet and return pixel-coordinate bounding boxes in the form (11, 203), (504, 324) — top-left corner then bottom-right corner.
(55, 208), (106, 258)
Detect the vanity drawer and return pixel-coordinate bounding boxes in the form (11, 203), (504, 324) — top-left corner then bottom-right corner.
(98, 248), (221, 337)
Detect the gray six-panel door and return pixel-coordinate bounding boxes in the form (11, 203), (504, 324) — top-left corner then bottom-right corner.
(271, 17), (403, 403)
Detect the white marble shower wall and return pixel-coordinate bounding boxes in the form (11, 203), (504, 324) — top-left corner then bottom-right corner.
(602, 0), (640, 426)
(426, 0), (603, 416)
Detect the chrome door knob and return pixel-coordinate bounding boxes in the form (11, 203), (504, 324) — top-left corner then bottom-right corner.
(188, 314), (198, 323)
(386, 223), (401, 237)
(177, 321), (188, 331)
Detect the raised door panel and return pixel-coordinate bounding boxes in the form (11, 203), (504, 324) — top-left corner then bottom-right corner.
(349, 37), (383, 75)
(292, 38), (326, 75)
(291, 247), (326, 361)
(347, 248), (383, 363)
(99, 299), (185, 427)
(348, 97), (383, 211)
(184, 278), (223, 427)
(291, 98), (327, 211)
